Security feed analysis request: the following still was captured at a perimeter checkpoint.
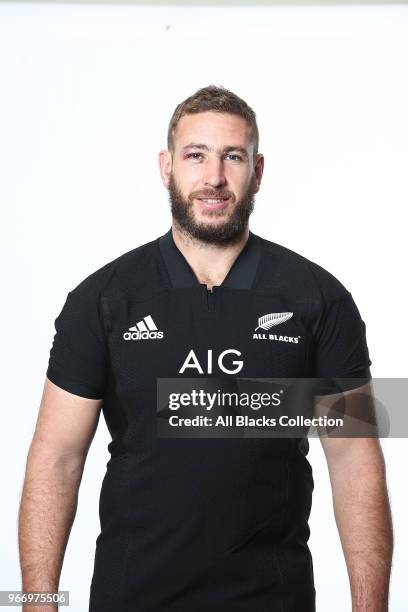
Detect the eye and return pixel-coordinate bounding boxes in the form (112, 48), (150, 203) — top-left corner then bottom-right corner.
(185, 152), (204, 160)
(226, 153), (244, 162)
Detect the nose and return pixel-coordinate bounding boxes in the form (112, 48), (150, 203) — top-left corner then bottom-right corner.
(202, 157), (226, 189)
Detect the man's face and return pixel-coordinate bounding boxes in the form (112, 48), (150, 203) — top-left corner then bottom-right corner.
(162, 111), (263, 245)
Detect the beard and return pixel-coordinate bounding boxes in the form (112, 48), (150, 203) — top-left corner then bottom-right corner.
(168, 172), (257, 245)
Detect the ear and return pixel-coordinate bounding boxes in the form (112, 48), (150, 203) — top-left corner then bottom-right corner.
(253, 153), (265, 193)
(158, 150), (172, 188)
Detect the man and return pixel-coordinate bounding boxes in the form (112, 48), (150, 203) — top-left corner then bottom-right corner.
(19, 85), (393, 611)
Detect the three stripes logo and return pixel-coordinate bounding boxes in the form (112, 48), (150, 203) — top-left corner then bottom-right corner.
(123, 315), (164, 340)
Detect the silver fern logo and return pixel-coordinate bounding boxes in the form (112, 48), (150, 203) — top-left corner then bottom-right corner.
(255, 312), (293, 331)
(253, 312), (301, 343)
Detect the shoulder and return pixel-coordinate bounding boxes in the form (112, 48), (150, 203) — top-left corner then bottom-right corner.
(257, 234), (351, 304)
(67, 236), (163, 302)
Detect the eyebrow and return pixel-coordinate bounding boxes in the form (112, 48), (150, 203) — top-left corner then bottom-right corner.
(182, 143), (248, 158)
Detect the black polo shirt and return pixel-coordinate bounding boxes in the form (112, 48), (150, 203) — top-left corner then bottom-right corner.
(46, 228), (372, 611)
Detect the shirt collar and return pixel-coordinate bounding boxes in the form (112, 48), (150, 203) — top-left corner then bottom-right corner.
(158, 228), (261, 289)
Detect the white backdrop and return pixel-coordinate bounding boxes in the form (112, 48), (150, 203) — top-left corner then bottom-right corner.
(1, 2), (407, 610)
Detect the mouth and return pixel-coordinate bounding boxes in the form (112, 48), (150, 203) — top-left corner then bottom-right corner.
(195, 196), (231, 211)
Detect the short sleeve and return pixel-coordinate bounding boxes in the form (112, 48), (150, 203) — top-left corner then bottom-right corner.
(312, 292), (372, 392)
(46, 289), (108, 400)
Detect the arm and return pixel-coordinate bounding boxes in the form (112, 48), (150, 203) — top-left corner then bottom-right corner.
(316, 384), (393, 612)
(18, 377), (102, 611)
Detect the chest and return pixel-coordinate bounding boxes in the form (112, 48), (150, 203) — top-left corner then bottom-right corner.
(106, 287), (313, 394)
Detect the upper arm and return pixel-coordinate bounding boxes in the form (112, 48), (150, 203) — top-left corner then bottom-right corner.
(31, 377), (102, 461)
(309, 280), (377, 466)
(37, 280), (109, 460)
(315, 382), (384, 472)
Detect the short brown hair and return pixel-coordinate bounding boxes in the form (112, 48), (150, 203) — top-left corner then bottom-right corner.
(167, 85), (259, 157)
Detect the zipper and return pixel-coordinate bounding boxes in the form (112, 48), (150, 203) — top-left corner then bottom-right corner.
(203, 284), (218, 312)
(206, 288), (213, 311)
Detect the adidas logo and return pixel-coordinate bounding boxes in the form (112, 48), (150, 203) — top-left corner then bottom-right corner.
(123, 315), (164, 340)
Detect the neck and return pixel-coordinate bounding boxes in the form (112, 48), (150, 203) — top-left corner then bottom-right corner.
(171, 222), (249, 290)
